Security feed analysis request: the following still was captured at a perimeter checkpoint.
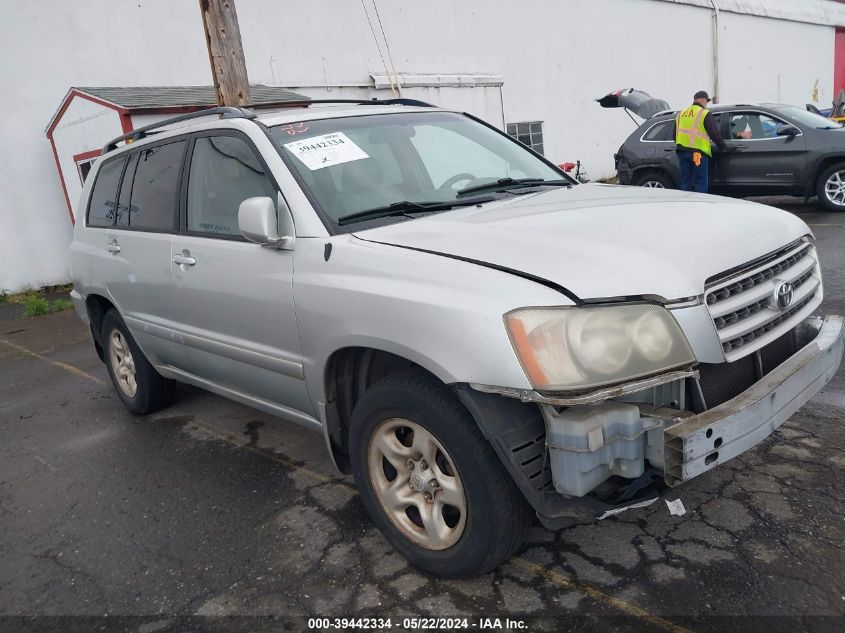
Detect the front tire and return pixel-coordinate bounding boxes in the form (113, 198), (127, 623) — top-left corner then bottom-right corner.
(102, 310), (174, 415)
(348, 371), (531, 578)
(817, 162), (845, 211)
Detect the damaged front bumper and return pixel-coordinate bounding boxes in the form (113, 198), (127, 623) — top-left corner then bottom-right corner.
(459, 315), (843, 528)
(662, 315), (844, 485)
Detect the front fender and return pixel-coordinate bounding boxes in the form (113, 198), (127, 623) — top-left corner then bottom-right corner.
(292, 236), (572, 407)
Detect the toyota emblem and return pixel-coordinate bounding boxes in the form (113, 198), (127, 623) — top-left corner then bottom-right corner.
(774, 281), (794, 310)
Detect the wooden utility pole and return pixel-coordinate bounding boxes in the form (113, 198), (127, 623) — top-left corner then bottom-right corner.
(199, 0), (252, 106)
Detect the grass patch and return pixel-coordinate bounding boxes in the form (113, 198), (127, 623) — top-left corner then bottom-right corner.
(22, 294), (74, 318)
(23, 295), (51, 317)
(50, 299), (74, 312)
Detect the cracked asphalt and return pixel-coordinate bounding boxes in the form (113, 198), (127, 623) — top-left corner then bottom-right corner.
(1, 200), (844, 633)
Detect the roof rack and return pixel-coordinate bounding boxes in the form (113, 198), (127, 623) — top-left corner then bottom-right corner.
(292, 98), (435, 108)
(101, 98), (436, 154)
(101, 106), (256, 153)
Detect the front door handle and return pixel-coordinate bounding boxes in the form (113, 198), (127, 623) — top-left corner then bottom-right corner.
(173, 252), (196, 267)
(106, 240), (121, 254)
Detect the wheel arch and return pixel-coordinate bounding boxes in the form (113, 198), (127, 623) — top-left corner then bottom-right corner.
(85, 293), (118, 362)
(321, 345), (447, 473)
(808, 154), (845, 191)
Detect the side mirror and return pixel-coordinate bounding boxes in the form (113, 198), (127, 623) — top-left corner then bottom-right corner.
(238, 195), (295, 250)
(776, 124), (800, 137)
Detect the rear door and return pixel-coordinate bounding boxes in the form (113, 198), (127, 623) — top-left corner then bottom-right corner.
(718, 110), (808, 195)
(104, 140), (189, 369)
(170, 131), (311, 415)
(636, 119), (680, 185)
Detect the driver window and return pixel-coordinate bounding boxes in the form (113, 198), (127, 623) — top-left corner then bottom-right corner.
(187, 135), (276, 236)
(411, 125), (515, 189)
(729, 113), (779, 140)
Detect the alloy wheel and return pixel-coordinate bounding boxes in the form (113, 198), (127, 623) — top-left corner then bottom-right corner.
(368, 418), (466, 550)
(641, 180), (665, 188)
(824, 170), (845, 206)
(109, 330), (137, 397)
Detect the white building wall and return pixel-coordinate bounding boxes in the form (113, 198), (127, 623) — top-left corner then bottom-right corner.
(0, 0), (840, 292)
(718, 11), (835, 106)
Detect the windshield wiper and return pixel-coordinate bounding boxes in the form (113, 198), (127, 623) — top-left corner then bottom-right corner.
(456, 177), (573, 197)
(336, 198), (494, 226)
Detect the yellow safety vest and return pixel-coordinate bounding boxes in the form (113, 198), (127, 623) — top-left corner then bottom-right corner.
(675, 104), (712, 157)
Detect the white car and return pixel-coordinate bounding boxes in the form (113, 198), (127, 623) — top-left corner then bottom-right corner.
(69, 101), (844, 577)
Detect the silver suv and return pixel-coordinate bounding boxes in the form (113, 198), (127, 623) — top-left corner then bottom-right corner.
(70, 101), (844, 578)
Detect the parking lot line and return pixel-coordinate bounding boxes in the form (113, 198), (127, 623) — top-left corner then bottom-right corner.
(2, 336), (694, 631)
(0, 337), (107, 386)
(512, 558), (695, 633)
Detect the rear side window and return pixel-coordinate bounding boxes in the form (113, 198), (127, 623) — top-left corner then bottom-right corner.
(186, 135), (276, 236)
(86, 158), (125, 227)
(124, 141), (186, 231)
(642, 121), (673, 141)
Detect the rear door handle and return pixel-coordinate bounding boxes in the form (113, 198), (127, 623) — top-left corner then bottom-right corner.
(173, 253), (196, 267)
(106, 240), (121, 254)
(663, 147), (676, 152)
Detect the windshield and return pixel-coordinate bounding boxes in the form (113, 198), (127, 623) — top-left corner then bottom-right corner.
(270, 111), (567, 229)
(773, 105), (842, 129)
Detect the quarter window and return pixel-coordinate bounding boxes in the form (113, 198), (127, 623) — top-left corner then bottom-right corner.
(125, 141), (186, 231)
(186, 136), (276, 236)
(506, 121), (544, 155)
(642, 121), (674, 142)
(86, 157), (125, 228)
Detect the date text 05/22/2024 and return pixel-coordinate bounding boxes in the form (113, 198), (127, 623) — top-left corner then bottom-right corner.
(307, 617), (528, 630)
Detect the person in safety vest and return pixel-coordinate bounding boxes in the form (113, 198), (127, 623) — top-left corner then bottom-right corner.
(673, 91), (729, 193)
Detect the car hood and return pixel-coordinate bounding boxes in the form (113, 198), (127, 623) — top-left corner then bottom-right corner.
(353, 184), (811, 302)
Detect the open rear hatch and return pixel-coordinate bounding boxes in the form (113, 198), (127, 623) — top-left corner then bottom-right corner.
(597, 88), (671, 122)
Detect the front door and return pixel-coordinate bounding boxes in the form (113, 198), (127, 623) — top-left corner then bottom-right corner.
(171, 132), (311, 416)
(719, 110), (808, 195)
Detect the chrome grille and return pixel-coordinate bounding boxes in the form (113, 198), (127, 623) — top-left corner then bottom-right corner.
(705, 241), (822, 361)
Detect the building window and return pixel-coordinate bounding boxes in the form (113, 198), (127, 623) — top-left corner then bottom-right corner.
(76, 159), (95, 184)
(507, 121), (544, 155)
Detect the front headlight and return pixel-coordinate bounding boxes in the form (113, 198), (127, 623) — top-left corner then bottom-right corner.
(504, 304), (695, 391)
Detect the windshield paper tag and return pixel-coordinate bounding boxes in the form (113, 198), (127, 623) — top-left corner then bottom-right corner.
(284, 132), (369, 170)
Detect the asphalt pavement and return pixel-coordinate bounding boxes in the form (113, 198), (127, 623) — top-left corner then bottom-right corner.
(1, 199), (844, 633)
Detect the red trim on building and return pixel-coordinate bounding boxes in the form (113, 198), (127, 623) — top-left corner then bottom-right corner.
(72, 149), (102, 163)
(46, 89), (130, 137)
(835, 28), (845, 96)
(120, 112), (133, 133)
(47, 133), (75, 225)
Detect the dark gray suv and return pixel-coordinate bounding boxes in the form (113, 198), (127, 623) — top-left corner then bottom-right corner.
(614, 103), (845, 211)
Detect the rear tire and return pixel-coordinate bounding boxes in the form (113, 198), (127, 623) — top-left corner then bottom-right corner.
(101, 310), (174, 415)
(817, 162), (845, 212)
(633, 169), (673, 189)
(348, 371), (531, 578)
